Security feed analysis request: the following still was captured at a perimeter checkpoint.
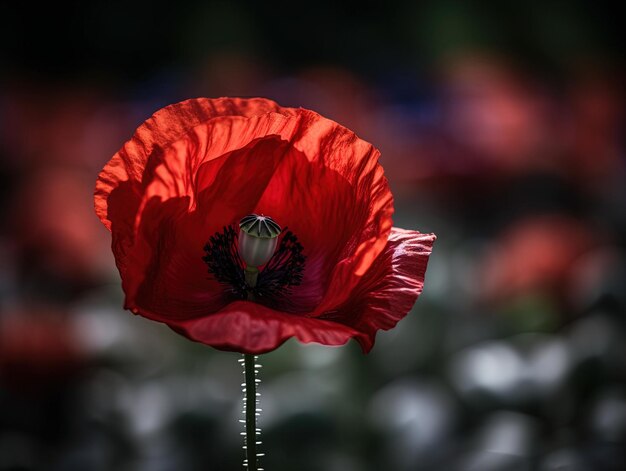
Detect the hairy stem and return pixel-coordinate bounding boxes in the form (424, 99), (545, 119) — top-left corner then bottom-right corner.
(244, 353), (258, 471)
(243, 265), (260, 470)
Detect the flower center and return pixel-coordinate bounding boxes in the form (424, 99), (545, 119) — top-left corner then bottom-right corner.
(202, 215), (305, 306)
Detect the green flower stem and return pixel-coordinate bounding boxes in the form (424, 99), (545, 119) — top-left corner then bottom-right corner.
(244, 353), (258, 471)
(244, 265), (260, 471)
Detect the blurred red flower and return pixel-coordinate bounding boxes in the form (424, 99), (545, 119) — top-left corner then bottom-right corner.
(0, 309), (85, 389)
(481, 215), (594, 302)
(94, 98), (435, 354)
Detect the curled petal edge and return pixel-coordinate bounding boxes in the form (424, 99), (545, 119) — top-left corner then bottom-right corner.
(338, 228), (437, 353)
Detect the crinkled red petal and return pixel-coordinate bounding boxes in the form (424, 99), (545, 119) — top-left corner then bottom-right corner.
(324, 228), (437, 352)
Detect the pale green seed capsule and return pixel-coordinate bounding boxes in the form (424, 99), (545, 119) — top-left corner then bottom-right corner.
(238, 214), (281, 268)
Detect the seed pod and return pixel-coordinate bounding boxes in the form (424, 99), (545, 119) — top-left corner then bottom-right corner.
(238, 214), (281, 268)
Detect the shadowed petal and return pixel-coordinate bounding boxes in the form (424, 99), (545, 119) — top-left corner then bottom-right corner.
(95, 97), (289, 230)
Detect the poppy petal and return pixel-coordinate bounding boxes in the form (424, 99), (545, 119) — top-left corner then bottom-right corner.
(95, 97), (287, 229)
(322, 227), (436, 353)
(96, 98), (295, 279)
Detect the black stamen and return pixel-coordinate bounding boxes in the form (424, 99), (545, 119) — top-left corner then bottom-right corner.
(202, 226), (306, 307)
(202, 226), (247, 299)
(255, 229), (305, 301)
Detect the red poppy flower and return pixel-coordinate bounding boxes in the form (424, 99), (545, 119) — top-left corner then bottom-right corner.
(94, 97), (435, 354)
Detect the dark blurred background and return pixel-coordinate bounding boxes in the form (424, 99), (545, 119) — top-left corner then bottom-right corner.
(0, 2), (624, 470)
